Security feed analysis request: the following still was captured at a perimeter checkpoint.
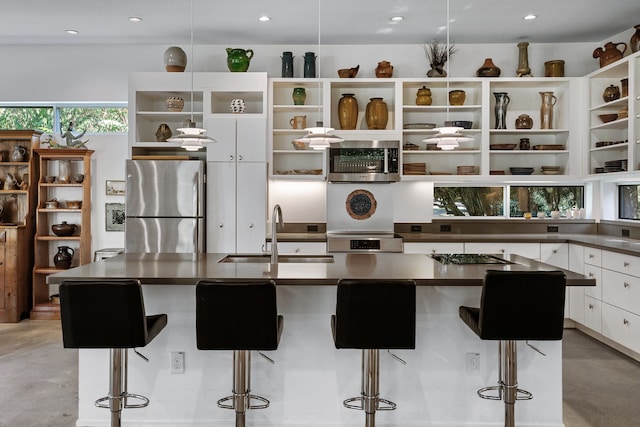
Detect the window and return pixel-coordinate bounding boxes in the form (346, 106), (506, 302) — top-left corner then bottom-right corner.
(434, 186), (584, 217)
(434, 187), (504, 216)
(509, 186), (584, 217)
(0, 104), (127, 134)
(619, 185), (640, 220)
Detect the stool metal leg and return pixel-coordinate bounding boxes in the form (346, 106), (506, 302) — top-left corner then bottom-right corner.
(217, 350), (270, 427)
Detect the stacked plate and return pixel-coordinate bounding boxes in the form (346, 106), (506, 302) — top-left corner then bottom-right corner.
(510, 167), (534, 175)
(603, 159), (627, 173)
(403, 163), (427, 175)
(457, 165), (475, 175)
(541, 166), (561, 175)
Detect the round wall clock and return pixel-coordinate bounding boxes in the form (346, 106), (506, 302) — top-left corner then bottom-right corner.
(345, 189), (377, 220)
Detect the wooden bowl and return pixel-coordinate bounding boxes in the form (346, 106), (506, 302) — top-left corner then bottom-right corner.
(598, 113), (618, 123)
(66, 200), (82, 209)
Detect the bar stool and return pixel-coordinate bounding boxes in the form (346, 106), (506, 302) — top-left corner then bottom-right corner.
(458, 270), (566, 427)
(59, 279), (167, 427)
(331, 279), (416, 427)
(196, 280), (283, 427)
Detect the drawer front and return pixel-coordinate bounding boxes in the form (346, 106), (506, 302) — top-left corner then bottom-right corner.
(540, 243), (568, 269)
(601, 269), (640, 315)
(404, 242), (464, 254)
(583, 247), (602, 267)
(583, 265), (602, 300)
(602, 303), (640, 354)
(584, 296), (602, 333)
(602, 250), (640, 278)
(276, 242), (327, 254)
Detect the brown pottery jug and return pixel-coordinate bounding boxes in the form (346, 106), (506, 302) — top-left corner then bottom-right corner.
(375, 61), (393, 78)
(54, 246), (75, 269)
(593, 42), (627, 68)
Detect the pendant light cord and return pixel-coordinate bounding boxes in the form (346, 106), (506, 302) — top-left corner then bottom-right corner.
(445, 0), (450, 121)
(190, 0), (194, 123)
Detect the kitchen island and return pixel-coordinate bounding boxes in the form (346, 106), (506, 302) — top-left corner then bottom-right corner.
(49, 253), (593, 427)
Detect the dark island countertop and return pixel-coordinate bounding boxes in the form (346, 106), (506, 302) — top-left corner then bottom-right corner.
(47, 252), (594, 287)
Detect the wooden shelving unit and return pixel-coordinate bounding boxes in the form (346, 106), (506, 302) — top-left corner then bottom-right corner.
(31, 148), (93, 320)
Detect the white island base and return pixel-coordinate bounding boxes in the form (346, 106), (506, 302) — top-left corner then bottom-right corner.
(75, 285), (563, 427)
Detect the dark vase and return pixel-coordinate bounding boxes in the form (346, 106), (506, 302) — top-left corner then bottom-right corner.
(632, 25), (640, 53)
(304, 52), (316, 78)
(53, 246), (74, 269)
(519, 138), (530, 150)
(281, 51), (294, 78)
(338, 94), (358, 130)
(493, 92), (510, 129)
(292, 87), (306, 105)
(477, 58), (501, 77)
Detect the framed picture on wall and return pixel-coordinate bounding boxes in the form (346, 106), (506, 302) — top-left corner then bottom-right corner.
(105, 203), (125, 231)
(106, 180), (125, 196)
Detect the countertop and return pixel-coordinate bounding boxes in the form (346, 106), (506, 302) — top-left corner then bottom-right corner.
(276, 232), (640, 256)
(47, 252), (593, 287)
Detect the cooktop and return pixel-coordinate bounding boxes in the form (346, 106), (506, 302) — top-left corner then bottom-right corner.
(431, 254), (513, 265)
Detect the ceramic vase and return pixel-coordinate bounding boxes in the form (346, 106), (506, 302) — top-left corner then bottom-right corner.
(516, 42), (532, 77)
(427, 63), (446, 77)
(415, 86), (432, 105)
(226, 48), (253, 72)
(165, 96), (184, 112)
(58, 160), (70, 184)
(163, 46), (187, 72)
(230, 99), (246, 113)
(292, 87), (306, 105)
(592, 42), (627, 68)
(603, 85), (620, 103)
(519, 138), (531, 150)
(539, 91), (557, 130)
(448, 90), (466, 106)
(515, 114), (533, 129)
(281, 51), (294, 78)
(53, 246), (74, 269)
(631, 25), (640, 53)
(477, 58), (501, 77)
(338, 93), (358, 130)
(493, 92), (510, 129)
(375, 61), (393, 78)
(155, 124), (172, 142)
(365, 97), (388, 130)
(304, 52), (316, 78)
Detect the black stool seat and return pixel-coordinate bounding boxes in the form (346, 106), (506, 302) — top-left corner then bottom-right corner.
(458, 270), (566, 427)
(196, 280), (283, 350)
(332, 279), (416, 349)
(195, 280), (282, 427)
(60, 279), (167, 348)
(59, 279), (167, 427)
(332, 279), (416, 427)
(459, 270), (566, 341)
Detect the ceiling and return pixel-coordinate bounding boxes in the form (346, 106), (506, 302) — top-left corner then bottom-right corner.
(2, 0), (639, 46)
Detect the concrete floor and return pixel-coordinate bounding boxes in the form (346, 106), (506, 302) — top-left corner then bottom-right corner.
(0, 321), (639, 427)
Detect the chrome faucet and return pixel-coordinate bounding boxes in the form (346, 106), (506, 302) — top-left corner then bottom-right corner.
(271, 204), (283, 264)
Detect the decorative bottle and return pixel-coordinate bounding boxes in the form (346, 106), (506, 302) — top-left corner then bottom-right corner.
(365, 98), (388, 130)
(338, 94), (358, 130)
(303, 52), (316, 78)
(631, 24), (640, 53)
(539, 91), (557, 130)
(516, 42), (532, 77)
(281, 51), (294, 78)
(493, 92), (510, 129)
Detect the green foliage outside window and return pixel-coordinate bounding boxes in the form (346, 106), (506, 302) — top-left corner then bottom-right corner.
(0, 105), (127, 134)
(434, 187), (504, 216)
(619, 185), (640, 220)
(509, 186), (583, 217)
(0, 107), (54, 132)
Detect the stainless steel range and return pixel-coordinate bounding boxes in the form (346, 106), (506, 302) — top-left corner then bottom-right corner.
(325, 180), (403, 253)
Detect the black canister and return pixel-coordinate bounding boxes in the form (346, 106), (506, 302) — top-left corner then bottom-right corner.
(281, 51), (294, 78)
(304, 52), (316, 78)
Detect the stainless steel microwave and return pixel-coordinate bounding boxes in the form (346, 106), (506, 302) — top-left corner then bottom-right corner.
(327, 140), (400, 182)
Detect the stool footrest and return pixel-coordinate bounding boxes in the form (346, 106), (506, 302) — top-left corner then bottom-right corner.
(343, 396), (397, 411)
(477, 383), (533, 401)
(95, 392), (150, 409)
(217, 394), (270, 410)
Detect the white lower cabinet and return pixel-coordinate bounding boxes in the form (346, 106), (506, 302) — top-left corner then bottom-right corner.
(403, 242), (464, 254)
(464, 242), (540, 260)
(602, 269), (640, 315)
(567, 243), (585, 323)
(583, 263), (603, 300)
(540, 243), (569, 315)
(601, 303), (640, 354)
(277, 242), (326, 254)
(584, 295), (602, 333)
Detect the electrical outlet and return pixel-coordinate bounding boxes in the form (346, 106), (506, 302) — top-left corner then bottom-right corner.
(170, 351), (185, 374)
(466, 352), (480, 372)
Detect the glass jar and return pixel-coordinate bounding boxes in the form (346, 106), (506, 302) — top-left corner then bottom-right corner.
(58, 160), (71, 184)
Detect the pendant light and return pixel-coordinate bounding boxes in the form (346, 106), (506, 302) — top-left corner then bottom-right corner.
(294, 0), (342, 150)
(423, 0), (472, 151)
(167, 0), (215, 151)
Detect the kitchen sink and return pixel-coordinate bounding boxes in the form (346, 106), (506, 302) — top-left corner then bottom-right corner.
(219, 254), (334, 263)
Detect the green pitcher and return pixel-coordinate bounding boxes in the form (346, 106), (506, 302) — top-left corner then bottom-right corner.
(226, 48), (254, 72)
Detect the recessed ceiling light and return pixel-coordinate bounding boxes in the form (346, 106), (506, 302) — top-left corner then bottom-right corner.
(390, 16), (404, 22)
(258, 16), (271, 22)
(128, 16), (143, 23)
(65, 29), (79, 35)
(523, 14), (537, 20)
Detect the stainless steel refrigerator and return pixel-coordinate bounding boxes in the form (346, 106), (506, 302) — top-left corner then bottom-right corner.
(125, 160), (205, 253)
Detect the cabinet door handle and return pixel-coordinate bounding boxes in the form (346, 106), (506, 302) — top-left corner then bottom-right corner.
(624, 262), (630, 267)
(623, 319), (629, 326)
(500, 249), (505, 253)
(588, 272), (594, 278)
(588, 304), (594, 309)
(229, 155), (234, 161)
(219, 223), (224, 228)
(624, 282), (630, 288)
(552, 249), (557, 254)
(589, 254), (594, 259)
(249, 223), (254, 228)
(238, 155), (243, 161)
